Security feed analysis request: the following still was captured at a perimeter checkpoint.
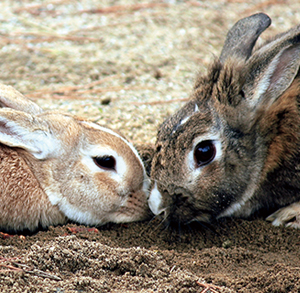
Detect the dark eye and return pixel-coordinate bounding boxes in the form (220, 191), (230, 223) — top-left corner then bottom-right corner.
(240, 89), (245, 98)
(93, 156), (116, 170)
(194, 140), (216, 167)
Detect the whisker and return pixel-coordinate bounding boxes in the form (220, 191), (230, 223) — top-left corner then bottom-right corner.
(138, 214), (166, 235)
(192, 219), (219, 235)
(177, 220), (183, 241)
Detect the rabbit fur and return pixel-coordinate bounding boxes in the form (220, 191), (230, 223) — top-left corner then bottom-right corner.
(0, 84), (150, 232)
(148, 13), (300, 228)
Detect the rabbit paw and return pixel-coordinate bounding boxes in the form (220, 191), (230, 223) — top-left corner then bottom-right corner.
(266, 202), (300, 229)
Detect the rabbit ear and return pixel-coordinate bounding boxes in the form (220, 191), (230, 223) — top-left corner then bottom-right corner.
(0, 109), (59, 159)
(246, 43), (300, 111)
(219, 13), (271, 63)
(0, 84), (43, 114)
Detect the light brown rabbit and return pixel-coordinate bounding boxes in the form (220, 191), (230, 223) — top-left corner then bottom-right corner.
(148, 13), (300, 229)
(0, 84), (150, 232)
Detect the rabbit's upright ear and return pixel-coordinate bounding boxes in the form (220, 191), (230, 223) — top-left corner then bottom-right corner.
(245, 27), (300, 111)
(0, 109), (58, 159)
(0, 84), (43, 114)
(219, 13), (271, 62)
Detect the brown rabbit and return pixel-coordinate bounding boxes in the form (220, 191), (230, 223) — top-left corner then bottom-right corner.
(0, 84), (150, 232)
(148, 13), (300, 228)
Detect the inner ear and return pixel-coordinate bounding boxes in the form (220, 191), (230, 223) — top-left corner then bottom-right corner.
(0, 109), (59, 160)
(246, 44), (300, 111)
(266, 45), (300, 95)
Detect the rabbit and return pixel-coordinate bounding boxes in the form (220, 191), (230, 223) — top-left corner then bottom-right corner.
(0, 84), (151, 232)
(148, 12), (300, 229)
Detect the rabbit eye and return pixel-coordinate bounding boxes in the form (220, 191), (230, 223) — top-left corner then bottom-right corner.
(240, 89), (245, 98)
(194, 140), (216, 167)
(93, 155), (116, 170)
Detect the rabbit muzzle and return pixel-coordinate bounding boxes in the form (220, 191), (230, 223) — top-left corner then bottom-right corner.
(149, 182), (215, 225)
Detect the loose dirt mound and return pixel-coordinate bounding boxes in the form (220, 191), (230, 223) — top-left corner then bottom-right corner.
(1, 219), (300, 292)
(0, 1), (300, 292)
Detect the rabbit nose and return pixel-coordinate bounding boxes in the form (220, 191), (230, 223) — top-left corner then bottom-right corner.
(174, 193), (189, 206)
(164, 185), (194, 224)
(164, 185), (190, 204)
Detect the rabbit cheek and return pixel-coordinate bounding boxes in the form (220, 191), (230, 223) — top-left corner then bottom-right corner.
(119, 179), (151, 222)
(108, 189), (151, 223)
(59, 172), (121, 225)
(111, 164), (150, 222)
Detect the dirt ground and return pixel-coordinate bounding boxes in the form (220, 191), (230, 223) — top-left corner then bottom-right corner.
(0, 0), (300, 292)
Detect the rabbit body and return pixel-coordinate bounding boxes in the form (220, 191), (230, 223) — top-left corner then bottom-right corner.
(149, 13), (300, 228)
(1, 145), (66, 231)
(0, 84), (150, 232)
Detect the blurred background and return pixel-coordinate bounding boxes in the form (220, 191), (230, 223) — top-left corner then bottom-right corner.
(0, 0), (299, 144)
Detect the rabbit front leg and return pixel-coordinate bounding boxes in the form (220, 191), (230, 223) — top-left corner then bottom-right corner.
(266, 202), (300, 229)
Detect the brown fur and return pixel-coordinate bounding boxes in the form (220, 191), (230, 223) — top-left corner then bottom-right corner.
(0, 84), (150, 232)
(260, 80), (300, 178)
(148, 13), (300, 228)
(0, 145), (66, 232)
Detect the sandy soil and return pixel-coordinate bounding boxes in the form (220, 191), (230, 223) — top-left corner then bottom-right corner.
(0, 0), (300, 292)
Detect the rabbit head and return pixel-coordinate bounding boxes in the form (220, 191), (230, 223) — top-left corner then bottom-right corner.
(0, 84), (150, 232)
(149, 13), (300, 227)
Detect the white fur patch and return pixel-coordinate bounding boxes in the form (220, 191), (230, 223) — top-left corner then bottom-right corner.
(217, 187), (256, 218)
(81, 121), (141, 163)
(176, 103), (200, 129)
(80, 121), (147, 180)
(218, 161), (263, 218)
(218, 202), (244, 218)
(45, 184), (108, 225)
(59, 197), (105, 225)
(179, 115), (191, 126)
(148, 183), (164, 215)
(44, 188), (62, 206)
